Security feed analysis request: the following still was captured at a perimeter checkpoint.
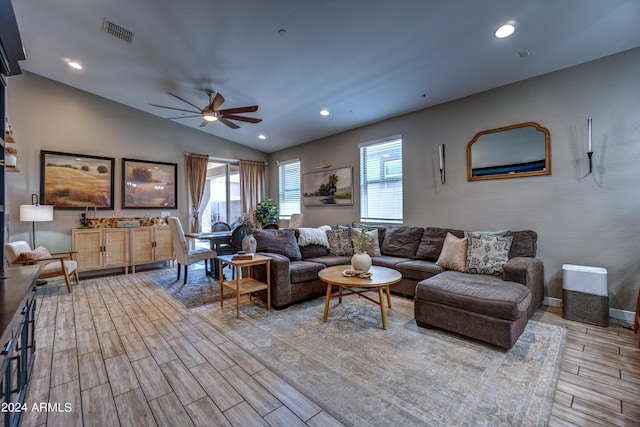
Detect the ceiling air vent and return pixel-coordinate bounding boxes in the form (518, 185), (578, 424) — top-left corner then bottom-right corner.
(102, 19), (134, 43)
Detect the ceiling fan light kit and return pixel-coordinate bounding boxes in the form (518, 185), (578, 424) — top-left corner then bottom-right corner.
(149, 88), (261, 129)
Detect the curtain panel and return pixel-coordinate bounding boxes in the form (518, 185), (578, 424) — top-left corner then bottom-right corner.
(239, 160), (265, 219)
(186, 153), (209, 232)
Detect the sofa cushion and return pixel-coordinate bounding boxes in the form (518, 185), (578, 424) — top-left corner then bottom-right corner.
(326, 229), (354, 256)
(465, 234), (513, 276)
(297, 226), (331, 247)
(381, 226), (424, 258)
(299, 244), (330, 259)
(415, 227), (465, 261)
(435, 233), (468, 272)
(254, 229), (302, 261)
(371, 255), (409, 269)
(305, 255), (353, 267)
(395, 260), (444, 281)
(416, 271), (531, 321)
(351, 228), (381, 256)
(289, 260), (326, 283)
(508, 230), (537, 258)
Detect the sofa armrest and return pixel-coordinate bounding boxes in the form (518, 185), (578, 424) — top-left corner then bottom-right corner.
(254, 252), (292, 307)
(503, 257), (544, 316)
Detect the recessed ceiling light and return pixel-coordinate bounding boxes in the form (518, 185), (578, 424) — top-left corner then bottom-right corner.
(320, 109), (330, 116)
(67, 60), (83, 70)
(258, 134), (266, 140)
(495, 23), (515, 39)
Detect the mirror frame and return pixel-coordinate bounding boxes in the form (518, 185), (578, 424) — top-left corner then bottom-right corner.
(467, 122), (551, 181)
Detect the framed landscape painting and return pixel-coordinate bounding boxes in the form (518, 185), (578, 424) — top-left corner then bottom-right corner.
(303, 166), (353, 206)
(122, 158), (177, 209)
(40, 151), (115, 209)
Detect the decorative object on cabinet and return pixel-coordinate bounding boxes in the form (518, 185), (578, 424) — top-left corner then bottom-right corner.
(5, 241), (79, 293)
(3, 121), (15, 143)
(303, 166), (353, 206)
(40, 150), (115, 209)
(122, 158), (177, 209)
(467, 122), (551, 181)
(72, 228), (130, 273)
(19, 193), (53, 248)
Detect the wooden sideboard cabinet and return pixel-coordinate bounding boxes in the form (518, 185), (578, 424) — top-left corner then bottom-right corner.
(1, 265), (39, 427)
(72, 228), (130, 273)
(130, 226), (173, 273)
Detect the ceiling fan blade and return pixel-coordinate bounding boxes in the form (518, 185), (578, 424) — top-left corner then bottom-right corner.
(166, 115), (201, 120)
(222, 114), (262, 124)
(210, 93), (225, 111)
(167, 92), (204, 111)
(219, 118), (240, 129)
(149, 103), (201, 114)
(199, 120), (209, 127)
(218, 105), (258, 114)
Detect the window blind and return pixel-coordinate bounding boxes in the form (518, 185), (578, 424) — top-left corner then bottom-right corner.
(278, 159), (301, 219)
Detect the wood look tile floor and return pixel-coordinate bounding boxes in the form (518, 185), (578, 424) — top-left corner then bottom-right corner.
(21, 270), (640, 427)
(22, 272), (343, 427)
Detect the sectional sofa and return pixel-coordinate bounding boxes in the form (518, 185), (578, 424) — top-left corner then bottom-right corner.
(251, 224), (544, 348)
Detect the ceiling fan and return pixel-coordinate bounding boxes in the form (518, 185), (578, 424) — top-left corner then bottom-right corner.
(149, 89), (261, 129)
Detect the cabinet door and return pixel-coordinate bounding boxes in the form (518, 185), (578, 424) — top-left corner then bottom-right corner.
(103, 229), (130, 269)
(130, 228), (154, 266)
(153, 227), (174, 262)
(73, 229), (103, 272)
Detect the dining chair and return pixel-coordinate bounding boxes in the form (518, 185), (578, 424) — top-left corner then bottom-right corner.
(212, 221), (231, 232)
(262, 223), (280, 230)
(4, 241), (79, 293)
(167, 217), (217, 284)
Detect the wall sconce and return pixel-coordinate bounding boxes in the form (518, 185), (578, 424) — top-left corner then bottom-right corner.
(20, 194), (54, 248)
(587, 118), (593, 174)
(439, 144), (446, 184)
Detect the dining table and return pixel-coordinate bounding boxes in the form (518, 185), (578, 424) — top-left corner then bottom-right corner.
(185, 230), (233, 276)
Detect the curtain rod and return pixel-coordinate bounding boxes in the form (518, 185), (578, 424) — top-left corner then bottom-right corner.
(185, 152), (209, 158)
(239, 159), (268, 166)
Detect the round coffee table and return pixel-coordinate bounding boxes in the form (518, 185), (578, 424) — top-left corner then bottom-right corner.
(318, 265), (402, 329)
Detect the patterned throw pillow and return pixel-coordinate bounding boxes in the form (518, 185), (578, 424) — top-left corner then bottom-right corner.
(465, 234), (513, 276)
(326, 229), (354, 256)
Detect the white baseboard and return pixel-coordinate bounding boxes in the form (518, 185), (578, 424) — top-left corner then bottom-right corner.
(543, 297), (635, 324)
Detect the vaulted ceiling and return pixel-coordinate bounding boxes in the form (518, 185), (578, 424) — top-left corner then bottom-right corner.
(11, 0), (640, 153)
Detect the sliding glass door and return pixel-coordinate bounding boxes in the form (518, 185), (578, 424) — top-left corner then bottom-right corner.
(201, 161), (240, 232)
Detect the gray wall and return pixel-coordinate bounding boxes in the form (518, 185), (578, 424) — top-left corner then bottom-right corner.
(6, 72), (268, 252)
(268, 47), (640, 313)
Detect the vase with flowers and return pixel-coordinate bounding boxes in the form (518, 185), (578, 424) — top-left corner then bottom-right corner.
(351, 227), (373, 271)
(236, 212), (258, 253)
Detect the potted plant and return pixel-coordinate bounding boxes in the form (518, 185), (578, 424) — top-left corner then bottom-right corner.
(254, 198), (279, 227)
(4, 146), (17, 167)
(351, 227), (373, 271)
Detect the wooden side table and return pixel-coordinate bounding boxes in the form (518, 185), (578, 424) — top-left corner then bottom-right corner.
(217, 254), (271, 318)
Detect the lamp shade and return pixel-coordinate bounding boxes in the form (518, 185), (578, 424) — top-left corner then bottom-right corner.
(20, 204), (54, 222)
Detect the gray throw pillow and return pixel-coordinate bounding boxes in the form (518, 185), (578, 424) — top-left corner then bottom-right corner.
(254, 229), (302, 261)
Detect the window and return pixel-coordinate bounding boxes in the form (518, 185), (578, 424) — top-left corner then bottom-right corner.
(278, 159), (301, 220)
(359, 136), (403, 223)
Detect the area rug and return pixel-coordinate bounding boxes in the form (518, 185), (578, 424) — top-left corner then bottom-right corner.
(202, 294), (566, 426)
(141, 266), (233, 308)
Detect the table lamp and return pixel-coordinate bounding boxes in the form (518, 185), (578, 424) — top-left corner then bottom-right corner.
(20, 194), (54, 248)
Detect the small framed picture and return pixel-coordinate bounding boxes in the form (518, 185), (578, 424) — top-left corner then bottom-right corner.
(122, 158), (178, 209)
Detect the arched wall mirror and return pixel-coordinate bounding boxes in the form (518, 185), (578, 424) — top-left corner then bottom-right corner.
(467, 122), (551, 181)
